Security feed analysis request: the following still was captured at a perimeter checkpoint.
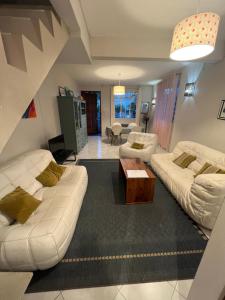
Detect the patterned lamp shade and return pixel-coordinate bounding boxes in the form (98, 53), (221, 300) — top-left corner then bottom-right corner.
(113, 85), (125, 95)
(170, 12), (220, 61)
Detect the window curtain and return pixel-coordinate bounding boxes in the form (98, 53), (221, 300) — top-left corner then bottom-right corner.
(153, 73), (180, 150)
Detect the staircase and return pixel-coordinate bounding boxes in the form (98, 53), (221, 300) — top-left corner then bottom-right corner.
(0, 6), (69, 153)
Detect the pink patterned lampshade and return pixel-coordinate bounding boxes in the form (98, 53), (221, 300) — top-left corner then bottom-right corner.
(170, 12), (220, 61)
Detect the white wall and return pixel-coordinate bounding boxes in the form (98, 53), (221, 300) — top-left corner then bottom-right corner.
(170, 60), (225, 152)
(0, 64), (79, 163)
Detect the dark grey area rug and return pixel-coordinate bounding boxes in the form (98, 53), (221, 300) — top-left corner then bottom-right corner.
(27, 159), (207, 293)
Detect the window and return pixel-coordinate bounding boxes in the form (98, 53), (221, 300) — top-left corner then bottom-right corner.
(114, 91), (137, 119)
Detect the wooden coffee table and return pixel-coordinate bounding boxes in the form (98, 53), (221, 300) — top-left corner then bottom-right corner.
(119, 158), (156, 204)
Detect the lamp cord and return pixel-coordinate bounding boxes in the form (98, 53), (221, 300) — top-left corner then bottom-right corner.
(196, 0), (200, 14)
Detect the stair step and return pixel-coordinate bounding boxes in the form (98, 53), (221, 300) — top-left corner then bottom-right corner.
(0, 15), (43, 50)
(0, 7), (56, 36)
(1, 32), (27, 71)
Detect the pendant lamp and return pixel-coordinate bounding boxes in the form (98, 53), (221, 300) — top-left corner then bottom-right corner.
(170, 12), (220, 61)
(113, 74), (125, 95)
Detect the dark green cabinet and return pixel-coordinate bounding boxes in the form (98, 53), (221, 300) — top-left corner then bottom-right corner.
(57, 96), (88, 154)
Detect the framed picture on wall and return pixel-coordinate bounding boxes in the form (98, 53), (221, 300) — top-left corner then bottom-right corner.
(58, 86), (66, 96)
(218, 100), (225, 120)
(22, 99), (37, 119)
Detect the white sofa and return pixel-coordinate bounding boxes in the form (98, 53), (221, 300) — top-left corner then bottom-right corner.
(151, 141), (225, 230)
(119, 132), (158, 162)
(0, 149), (88, 271)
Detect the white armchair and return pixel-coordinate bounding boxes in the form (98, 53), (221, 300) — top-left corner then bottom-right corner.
(119, 132), (158, 162)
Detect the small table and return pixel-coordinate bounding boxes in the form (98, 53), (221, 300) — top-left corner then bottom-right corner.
(119, 158), (156, 204)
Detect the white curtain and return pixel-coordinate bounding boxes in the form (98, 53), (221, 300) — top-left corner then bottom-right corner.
(153, 73), (181, 150)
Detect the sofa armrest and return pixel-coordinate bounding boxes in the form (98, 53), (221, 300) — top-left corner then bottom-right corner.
(194, 174), (225, 192)
(189, 174), (225, 229)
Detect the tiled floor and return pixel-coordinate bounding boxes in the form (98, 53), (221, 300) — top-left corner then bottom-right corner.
(24, 280), (193, 300)
(25, 136), (193, 299)
(77, 135), (121, 160)
(76, 135), (165, 160)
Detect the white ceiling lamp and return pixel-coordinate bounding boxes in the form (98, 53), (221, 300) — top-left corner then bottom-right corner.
(170, 2), (220, 61)
(113, 73), (125, 95)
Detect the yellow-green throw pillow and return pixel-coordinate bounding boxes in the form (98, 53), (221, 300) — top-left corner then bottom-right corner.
(36, 165), (58, 187)
(195, 162), (220, 177)
(217, 169), (225, 174)
(131, 142), (144, 150)
(48, 161), (66, 180)
(36, 161), (66, 186)
(173, 152), (196, 168)
(0, 187), (40, 224)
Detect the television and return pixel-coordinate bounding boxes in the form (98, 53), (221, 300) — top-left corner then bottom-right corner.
(48, 135), (74, 164)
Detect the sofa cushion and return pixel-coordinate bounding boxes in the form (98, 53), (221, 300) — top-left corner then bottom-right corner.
(151, 153), (194, 201)
(48, 161), (66, 179)
(0, 187), (41, 224)
(36, 166), (59, 187)
(131, 142), (144, 149)
(195, 162), (220, 177)
(173, 152), (196, 168)
(187, 160), (202, 173)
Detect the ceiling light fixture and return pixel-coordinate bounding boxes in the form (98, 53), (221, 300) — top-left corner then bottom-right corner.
(113, 73), (125, 95)
(170, 4), (220, 61)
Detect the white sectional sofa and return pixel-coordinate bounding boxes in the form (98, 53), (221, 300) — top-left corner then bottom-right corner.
(0, 149), (88, 271)
(119, 132), (158, 162)
(151, 141), (225, 230)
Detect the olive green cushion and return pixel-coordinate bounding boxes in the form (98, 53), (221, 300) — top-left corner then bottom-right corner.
(36, 165), (58, 187)
(48, 161), (66, 179)
(0, 187), (41, 224)
(195, 162), (220, 177)
(131, 142), (144, 150)
(36, 161), (65, 187)
(173, 152), (196, 168)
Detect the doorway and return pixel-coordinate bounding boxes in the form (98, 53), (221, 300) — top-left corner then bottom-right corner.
(81, 91), (101, 135)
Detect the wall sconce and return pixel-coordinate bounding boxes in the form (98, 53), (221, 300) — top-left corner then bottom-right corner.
(184, 82), (195, 97)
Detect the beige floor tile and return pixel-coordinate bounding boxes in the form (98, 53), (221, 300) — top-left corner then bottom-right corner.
(168, 280), (177, 288)
(114, 291), (126, 300)
(175, 280), (193, 298)
(24, 291), (61, 300)
(171, 290), (186, 300)
(61, 286), (119, 300)
(119, 282), (174, 300)
(55, 292), (65, 300)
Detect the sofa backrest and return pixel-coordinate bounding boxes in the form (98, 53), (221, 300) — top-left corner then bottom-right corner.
(173, 141), (225, 169)
(128, 132), (157, 146)
(0, 149), (54, 225)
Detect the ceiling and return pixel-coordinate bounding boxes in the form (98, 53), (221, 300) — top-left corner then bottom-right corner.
(80, 0), (225, 39)
(63, 60), (188, 86)
(52, 0), (225, 85)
